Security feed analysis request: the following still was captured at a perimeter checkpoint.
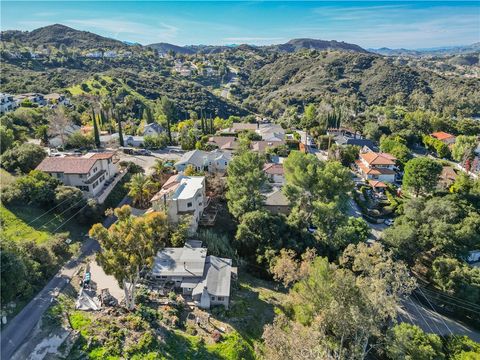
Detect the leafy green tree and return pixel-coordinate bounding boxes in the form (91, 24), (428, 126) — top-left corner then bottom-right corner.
(431, 257), (480, 306)
(143, 134), (168, 150)
(443, 335), (480, 360)
(383, 195), (480, 264)
(0, 245), (28, 305)
(35, 125), (49, 146)
(226, 151), (267, 219)
(386, 323), (444, 360)
(89, 206), (168, 310)
(329, 144), (360, 166)
(0, 125), (14, 154)
(64, 131), (95, 149)
(452, 135), (477, 162)
(54, 186), (86, 212)
(380, 135), (412, 165)
(363, 122), (382, 141)
(422, 135), (450, 159)
(403, 157), (442, 197)
(1, 143), (46, 173)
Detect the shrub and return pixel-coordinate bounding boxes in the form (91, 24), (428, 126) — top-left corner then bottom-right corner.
(1, 143), (46, 173)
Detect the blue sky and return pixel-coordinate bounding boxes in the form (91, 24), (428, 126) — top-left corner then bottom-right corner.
(1, 1), (479, 48)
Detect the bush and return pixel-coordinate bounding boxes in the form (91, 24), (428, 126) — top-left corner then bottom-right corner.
(143, 134), (169, 149)
(1, 143), (46, 173)
(185, 324), (197, 336)
(64, 131), (95, 150)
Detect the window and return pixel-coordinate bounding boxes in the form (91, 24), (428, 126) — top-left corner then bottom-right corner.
(93, 181), (98, 188)
(225, 162), (227, 166)
(217, 297), (224, 301)
(76, 185), (89, 191)
(187, 202), (192, 208)
(79, 174), (84, 178)
(211, 296), (216, 301)
(93, 167), (98, 173)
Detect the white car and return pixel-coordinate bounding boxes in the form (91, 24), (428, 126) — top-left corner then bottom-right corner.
(384, 219), (394, 226)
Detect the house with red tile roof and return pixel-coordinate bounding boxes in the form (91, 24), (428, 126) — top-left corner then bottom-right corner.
(263, 163), (285, 185)
(36, 152), (118, 198)
(431, 131), (456, 145)
(355, 152), (397, 183)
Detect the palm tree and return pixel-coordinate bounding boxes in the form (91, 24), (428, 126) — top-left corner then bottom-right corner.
(150, 159), (172, 184)
(126, 173), (156, 209)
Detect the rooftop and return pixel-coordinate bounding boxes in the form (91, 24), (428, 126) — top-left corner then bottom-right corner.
(151, 174), (204, 202)
(152, 240), (208, 277)
(359, 152), (396, 166)
(36, 152), (114, 174)
(431, 131), (455, 141)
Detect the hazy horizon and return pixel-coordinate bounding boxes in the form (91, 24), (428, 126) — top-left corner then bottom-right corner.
(1, 1), (479, 48)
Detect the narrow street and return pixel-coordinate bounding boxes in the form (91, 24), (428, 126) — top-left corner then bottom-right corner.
(0, 197), (130, 360)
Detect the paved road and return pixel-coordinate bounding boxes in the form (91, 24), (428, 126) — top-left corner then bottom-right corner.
(117, 147), (185, 175)
(0, 197), (130, 360)
(399, 296), (480, 342)
(346, 198), (387, 240)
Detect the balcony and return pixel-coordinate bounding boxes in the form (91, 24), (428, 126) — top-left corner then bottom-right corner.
(83, 170), (106, 184)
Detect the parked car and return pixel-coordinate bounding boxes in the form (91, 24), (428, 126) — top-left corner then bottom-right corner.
(137, 149), (152, 156)
(384, 219), (394, 226)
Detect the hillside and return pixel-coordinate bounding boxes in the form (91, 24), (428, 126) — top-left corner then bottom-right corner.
(266, 38), (368, 53)
(147, 42), (195, 55)
(371, 43), (480, 57)
(0, 24), (128, 50)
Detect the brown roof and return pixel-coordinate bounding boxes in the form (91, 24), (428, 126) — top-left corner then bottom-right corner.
(251, 140), (285, 153)
(368, 180), (387, 188)
(263, 163), (284, 175)
(231, 123), (257, 131)
(431, 131), (455, 141)
(208, 136), (239, 150)
(151, 174), (181, 201)
(90, 152), (114, 160)
(355, 160), (396, 175)
(36, 157), (97, 174)
(359, 152), (396, 166)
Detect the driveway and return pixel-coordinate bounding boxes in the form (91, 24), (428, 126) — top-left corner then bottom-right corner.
(117, 147), (185, 175)
(346, 198), (388, 240)
(0, 196), (130, 360)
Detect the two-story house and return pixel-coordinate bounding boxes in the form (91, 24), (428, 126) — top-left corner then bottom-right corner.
(151, 174), (206, 232)
(263, 163), (285, 185)
(14, 93), (46, 106)
(150, 240), (235, 309)
(355, 152), (397, 183)
(0, 93), (18, 114)
(36, 152), (118, 198)
(174, 149), (232, 174)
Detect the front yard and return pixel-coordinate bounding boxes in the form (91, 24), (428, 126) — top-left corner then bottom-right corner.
(40, 272), (285, 359)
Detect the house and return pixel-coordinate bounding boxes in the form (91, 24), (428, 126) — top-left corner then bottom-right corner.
(296, 130), (316, 152)
(48, 124), (81, 148)
(103, 50), (117, 58)
(263, 163), (285, 185)
(174, 149), (231, 173)
(151, 174), (206, 232)
(251, 140), (286, 153)
(224, 122), (258, 133)
(85, 51), (103, 58)
(264, 187), (290, 215)
(0, 93), (18, 114)
(355, 152), (397, 183)
(35, 152), (118, 199)
(431, 131), (456, 145)
(207, 136), (240, 151)
(143, 123), (164, 136)
(14, 93), (46, 106)
(150, 240), (234, 309)
(334, 135), (377, 152)
(44, 93), (70, 106)
(256, 123), (285, 142)
(326, 127), (359, 138)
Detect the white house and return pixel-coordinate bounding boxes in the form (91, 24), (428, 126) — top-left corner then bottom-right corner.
(14, 93), (46, 106)
(142, 123), (164, 136)
(36, 152), (118, 199)
(151, 174), (206, 232)
(174, 149), (231, 173)
(355, 152), (397, 183)
(0, 93), (18, 114)
(44, 93), (71, 106)
(150, 240), (234, 309)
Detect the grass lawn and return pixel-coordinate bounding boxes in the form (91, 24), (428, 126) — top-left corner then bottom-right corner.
(0, 168), (16, 187)
(0, 204), (89, 244)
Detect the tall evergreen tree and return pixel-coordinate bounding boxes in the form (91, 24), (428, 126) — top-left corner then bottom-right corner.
(117, 109), (124, 147)
(92, 107), (101, 148)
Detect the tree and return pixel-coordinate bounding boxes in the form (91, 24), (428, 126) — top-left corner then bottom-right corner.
(47, 106), (72, 146)
(0, 246), (28, 305)
(89, 206), (168, 310)
(64, 131), (95, 150)
(452, 135), (477, 162)
(403, 157), (442, 197)
(55, 186), (86, 212)
(159, 96), (175, 144)
(150, 159), (171, 184)
(329, 144), (360, 166)
(386, 323), (444, 360)
(226, 151), (267, 219)
(92, 107), (101, 148)
(127, 173), (156, 209)
(1, 143), (46, 173)
(380, 135), (412, 165)
(35, 125), (49, 146)
(116, 109), (124, 147)
(264, 243), (415, 359)
(0, 125), (14, 154)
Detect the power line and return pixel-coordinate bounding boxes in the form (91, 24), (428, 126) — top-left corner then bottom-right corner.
(417, 288), (455, 337)
(420, 287), (480, 310)
(408, 295), (438, 336)
(39, 197), (87, 229)
(52, 203), (89, 233)
(412, 292), (444, 338)
(25, 196), (73, 226)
